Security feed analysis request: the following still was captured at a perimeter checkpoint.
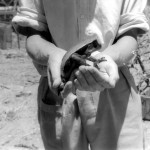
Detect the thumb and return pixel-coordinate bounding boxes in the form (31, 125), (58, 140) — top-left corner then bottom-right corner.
(61, 81), (76, 99)
(48, 62), (62, 89)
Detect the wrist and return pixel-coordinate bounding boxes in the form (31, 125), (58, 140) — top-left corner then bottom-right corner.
(91, 50), (115, 63)
(48, 47), (66, 62)
(91, 45), (124, 66)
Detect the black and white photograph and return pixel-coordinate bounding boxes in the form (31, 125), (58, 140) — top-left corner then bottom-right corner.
(0, 0), (150, 150)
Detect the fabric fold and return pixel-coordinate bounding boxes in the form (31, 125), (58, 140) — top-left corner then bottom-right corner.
(12, 7), (48, 31)
(117, 13), (149, 37)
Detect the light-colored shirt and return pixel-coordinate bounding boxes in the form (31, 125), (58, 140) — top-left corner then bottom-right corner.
(12, 0), (149, 51)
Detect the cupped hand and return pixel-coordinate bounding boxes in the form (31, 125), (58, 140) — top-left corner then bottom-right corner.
(74, 54), (119, 92)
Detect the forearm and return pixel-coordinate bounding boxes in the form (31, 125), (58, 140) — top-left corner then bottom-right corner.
(102, 29), (138, 66)
(26, 34), (56, 65)
(26, 28), (66, 66)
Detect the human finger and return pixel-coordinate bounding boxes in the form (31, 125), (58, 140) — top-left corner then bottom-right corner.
(74, 78), (83, 91)
(88, 66), (111, 88)
(75, 70), (90, 90)
(61, 81), (73, 98)
(79, 66), (100, 91)
(48, 60), (62, 89)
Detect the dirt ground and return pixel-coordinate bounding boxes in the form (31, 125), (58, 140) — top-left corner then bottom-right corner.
(0, 48), (45, 150)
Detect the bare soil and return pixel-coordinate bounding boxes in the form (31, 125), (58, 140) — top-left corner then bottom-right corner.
(0, 48), (44, 150)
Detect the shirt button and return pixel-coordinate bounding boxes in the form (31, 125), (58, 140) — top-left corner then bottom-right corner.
(80, 15), (84, 19)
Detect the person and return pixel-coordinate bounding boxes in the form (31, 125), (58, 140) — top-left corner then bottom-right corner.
(12, 0), (149, 150)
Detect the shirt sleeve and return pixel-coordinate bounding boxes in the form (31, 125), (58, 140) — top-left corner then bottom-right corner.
(117, 0), (149, 37)
(12, 0), (48, 32)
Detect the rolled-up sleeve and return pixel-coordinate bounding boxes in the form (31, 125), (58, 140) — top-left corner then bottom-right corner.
(117, 0), (149, 37)
(12, 0), (48, 31)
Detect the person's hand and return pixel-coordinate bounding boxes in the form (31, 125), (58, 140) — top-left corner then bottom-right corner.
(61, 81), (76, 100)
(47, 48), (66, 93)
(74, 54), (119, 92)
(32, 61), (47, 76)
